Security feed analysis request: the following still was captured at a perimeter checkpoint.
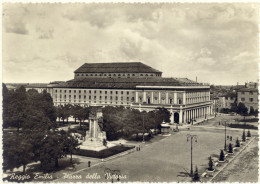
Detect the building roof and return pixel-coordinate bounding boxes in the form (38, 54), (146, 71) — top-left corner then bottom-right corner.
(54, 77), (204, 89)
(221, 92), (237, 98)
(74, 62), (162, 74)
(238, 88), (258, 92)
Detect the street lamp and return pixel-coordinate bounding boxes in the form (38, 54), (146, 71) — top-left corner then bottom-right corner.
(186, 134), (198, 177)
(224, 121), (227, 151)
(142, 113), (145, 143)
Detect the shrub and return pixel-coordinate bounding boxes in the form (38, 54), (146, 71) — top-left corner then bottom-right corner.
(192, 166), (200, 182)
(242, 130), (246, 142)
(228, 143), (233, 153)
(219, 150), (225, 161)
(247, 130), (251, 137)
(235, 137), (240, 147)
(208, 156), (214, 171)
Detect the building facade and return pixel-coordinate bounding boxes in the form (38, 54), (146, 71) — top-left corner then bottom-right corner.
(26, 62), (214, 124)
(237, 88), (258, 112)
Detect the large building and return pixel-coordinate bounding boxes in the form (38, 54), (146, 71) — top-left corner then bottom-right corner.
(45, 62), (213, 124)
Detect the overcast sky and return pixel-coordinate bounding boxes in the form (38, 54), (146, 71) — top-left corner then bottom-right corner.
(2, 3), (259, 85)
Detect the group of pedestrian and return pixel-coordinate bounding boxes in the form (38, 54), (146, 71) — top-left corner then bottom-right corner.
(136, 145), (141, 151)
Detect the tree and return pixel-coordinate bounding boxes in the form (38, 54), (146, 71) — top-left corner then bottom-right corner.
(254, 109), (258, 117)
(208, 156), (214, 171)
(63, 132), (80, 163)
(3, 133), (34, 174)
(249, 107), (255, 116)
(192, 166), (200, 182)
(235, 137), (240, 147)
(219, 150), (225, 161)
(247, 130), (251, 137)
(228, 143), (233, 153)
(242, 130), (246, 142)
(5, 86), (28, 132)
(237, 103), (248, 120)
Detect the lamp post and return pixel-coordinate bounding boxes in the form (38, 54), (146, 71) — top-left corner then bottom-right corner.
(186, 134), (198, 177)
(142, 113), (145, 143)
(224, 121), (227, 151)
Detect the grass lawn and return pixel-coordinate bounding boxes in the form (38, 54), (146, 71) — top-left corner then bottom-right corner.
(74, 145), (135, 158)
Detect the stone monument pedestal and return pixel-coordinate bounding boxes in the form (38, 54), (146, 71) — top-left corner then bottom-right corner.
(79, 106), (113, 151)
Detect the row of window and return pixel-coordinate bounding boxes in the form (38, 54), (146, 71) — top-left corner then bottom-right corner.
(55, 95), (134, 101)
(241, 98), (255, 102)
(241, 91), (256, 95)
(55, 89), (131, 95)
(76, 73), (161, 77)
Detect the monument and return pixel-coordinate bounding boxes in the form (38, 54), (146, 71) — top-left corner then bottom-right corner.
(79, 106), (109, 151)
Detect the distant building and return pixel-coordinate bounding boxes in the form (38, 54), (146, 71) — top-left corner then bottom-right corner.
(222, 92), (237, 109)
(237, 88), (258, 112)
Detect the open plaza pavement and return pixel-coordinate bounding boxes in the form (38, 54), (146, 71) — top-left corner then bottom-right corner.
(50, 113), (258, 183)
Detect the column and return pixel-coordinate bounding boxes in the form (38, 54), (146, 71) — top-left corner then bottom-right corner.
(174, 92), (177, 104)
(166, 92), (169, 104)
(143, 91), (146, 103)
(179, 109), (183, 124)
(135, 91), (138, 103)
(89, 119), (92, 137)
(183, 110), (186, 123)
(93, 119), (96, 138)
(170, 109), (174, 124)
(183, 92), (186, 105)
(158, 92), (161, 104)
(151, 92), (154, 103)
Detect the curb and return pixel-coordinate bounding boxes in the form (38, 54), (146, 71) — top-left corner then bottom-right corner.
(209, 136), (256, 182)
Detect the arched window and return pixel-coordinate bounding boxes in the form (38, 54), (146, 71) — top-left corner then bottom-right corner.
(114, 74), (116, 76)
(140, 74), (143, 76)
(145, 74), (148, 76)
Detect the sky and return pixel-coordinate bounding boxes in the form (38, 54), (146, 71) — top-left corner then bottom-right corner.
(2, 3), (259, 85)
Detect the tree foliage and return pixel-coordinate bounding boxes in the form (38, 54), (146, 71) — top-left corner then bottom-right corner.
(219, 150), (225, 161)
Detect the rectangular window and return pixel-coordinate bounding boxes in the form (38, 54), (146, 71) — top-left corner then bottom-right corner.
(241, 98), (245, 101)
(100, 96), (102, 100)
(116, 97), (118, 100)
(100, 91), (102, 94)
(110, 96), (113, 100)
(250, 98), (254, 102)
(105, 91), (107, 94)
(127, 91), (129, 95)
(69, 95), (71, 98)
(89, 90), (91, 94)
(84, 95), (86, 99)
(84, 90), (86, 93)
(79, 90), (81, 93)
(74, 90), (76, 93)
(94, 90), (96, 94)
(64, 95), (66, 98)
(89, 96), (91, 100)
(121, 91), (123, 95)
(127, 97), (129, 101)
(60, 90), (62, 93)
(64, 90), (66, 93)
(94, 96), (96, 100)
(121, 97), (123, 100)
(132, 97), (135, 101)
(241, 92), (245, 94)
(69, 90), (71, 93)
(74, 95), (76, 98)
(79, 95), (81, 99)
(116, 91), (118, 94)
(105, 96), (107, 100)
